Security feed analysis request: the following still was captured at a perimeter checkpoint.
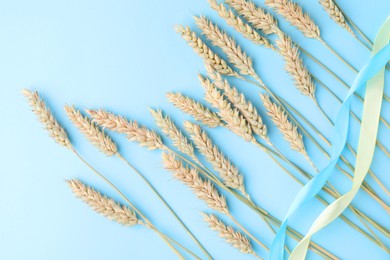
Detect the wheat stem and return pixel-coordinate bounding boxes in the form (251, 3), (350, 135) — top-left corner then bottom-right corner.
(117, 154), (212, 259)
(71, 150), (185, 259)
(318, 38), (358, 72)
(298, 46), (390, 124)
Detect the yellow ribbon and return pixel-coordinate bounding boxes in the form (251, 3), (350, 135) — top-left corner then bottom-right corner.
(289, 16), (390, 260)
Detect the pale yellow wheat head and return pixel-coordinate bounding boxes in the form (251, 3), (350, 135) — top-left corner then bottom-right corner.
(86, 109), (163, 150)
(150, 108), (197, 161)
(260, 94), (306, 155)
(67, 179), (140, 226)
(199, 73), (254, 142)
(203, 213), (254, 254)
(195, 16), (253, 76)
(167, 92), (222, 128)
(226, 0), (279, 35)
(162, 152), (228, 214)
(265, 0), (320, 39)
(184, 121), (246, 195)
(276, 34), (316, 98)
(176, 25), (237, 76)
(208, 0), (273, 49)
(22, 89), (72, 149)
(209, 70), (268, 140)
(65, 106), (117, 156)
(320, 0), (352, 33)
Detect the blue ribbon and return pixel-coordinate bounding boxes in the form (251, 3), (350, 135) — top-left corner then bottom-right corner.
(270, 42), (390, 260)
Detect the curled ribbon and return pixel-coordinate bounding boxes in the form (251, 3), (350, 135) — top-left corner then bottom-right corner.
(270, 16), (390, 260)
(289, 16), (390, 260)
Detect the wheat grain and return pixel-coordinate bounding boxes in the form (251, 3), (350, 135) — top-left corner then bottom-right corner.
(65, 106), (117, 156)
(208, 70), (268, 140)
(199, 74), (254, 142)
(208, 0), (273, 49)
(276, 34), (316, 98)
(184, 121), (246, 194)
(320, 0), (352, 33)
(150, 108), (197, 161)
(226, 0), (279, 35)
(176, 25), (237, 76)
(265, 0), (320, 39)
(86, 109), (163, 150)
(67, 179), (140, 226)
(203, 213), (254, 254)
(162, 152), (228, 214)
(166, 92), (222, 128)
(22, 89), (72, 149)
(260, 94), (306, 155)
(195, 16), (253, 76)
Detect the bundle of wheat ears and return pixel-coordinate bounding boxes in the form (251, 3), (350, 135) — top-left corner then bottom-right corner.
(23, 0), (389, 259)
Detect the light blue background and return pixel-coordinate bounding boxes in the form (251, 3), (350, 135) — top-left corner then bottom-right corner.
(1, 0), (389, 259)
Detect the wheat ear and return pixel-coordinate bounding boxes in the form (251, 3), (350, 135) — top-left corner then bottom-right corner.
(320, 0), (353, 33)
(203, 213), (255, 255)
(67, 179), (140, 226)
(22, 89), (72, 149)
(150, 108), (197, 162)
(276, 34), (316, 99)
(65, 106), (118, 156)
(260, 94), (307, 156)
(199, 74), (254, 142)
(166, 92), (222, 128)
(176, 25), (237, 76)
(184, 121), (247, 195)
(208, 70), (268, 141)
(226, 0), (279, 35)
(195, 16), (253, 76)
(208, 0), (272, 49)
(265, 0), (320, 39)
(162, 152), (228, 214)
(86, 109), (163, 150)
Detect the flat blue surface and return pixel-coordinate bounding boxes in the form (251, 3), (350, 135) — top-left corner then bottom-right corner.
(1, 0), (389, 259)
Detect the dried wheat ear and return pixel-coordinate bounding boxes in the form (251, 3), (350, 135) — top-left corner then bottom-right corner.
(65, 105), (118, 156)
(199, 73), (254, 142)
(207, 68), (269, 141)
(184, 120), (247, 195)
(265, 0), (320, 39)
(208, 0), (273, 49)
(167, 92), (222, 128)
(276, 34), (316, 99)
(86, 109), (163, 150)
(225, 0), (279, 35)
(67, 179), (140, 226)
(162, 152), (229, 214)
(149, 108), (197, 162)
(176, 25), (237, 76)
(203, 213), (255, 255)
(260, 94), (306, 155)
(320, 0), (353, 33)
(195, 15), (254, 76)
(22, 89), (72, 149)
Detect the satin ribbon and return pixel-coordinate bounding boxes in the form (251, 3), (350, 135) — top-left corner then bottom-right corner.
(270, 16), (390, 260)
(289, 16), (390, 260)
